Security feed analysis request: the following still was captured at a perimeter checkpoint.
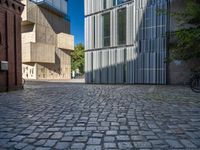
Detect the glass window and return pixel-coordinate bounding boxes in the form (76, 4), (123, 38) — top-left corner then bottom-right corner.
(117, 8), (126, 45)
(109, 0), (131, 8)
(93, 18), (95, 48)
(113, 0), (116, 6)
(102, 13), (110, 47)
(103, 0), (107, 9)
(117, 0), (131, 5)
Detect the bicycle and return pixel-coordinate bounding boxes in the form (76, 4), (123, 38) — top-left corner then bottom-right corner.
(190, 68), (200, 93)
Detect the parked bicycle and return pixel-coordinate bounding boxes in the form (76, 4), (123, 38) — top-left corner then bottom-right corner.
(190, 68), (200, 93)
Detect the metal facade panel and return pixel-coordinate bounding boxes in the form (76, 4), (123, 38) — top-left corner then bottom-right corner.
(85, 0), (168, 84)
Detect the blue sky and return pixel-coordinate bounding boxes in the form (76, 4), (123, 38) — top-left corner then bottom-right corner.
(68, 0), (84, 45)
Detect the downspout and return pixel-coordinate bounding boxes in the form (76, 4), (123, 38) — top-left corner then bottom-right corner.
(166, 0), (171, 85)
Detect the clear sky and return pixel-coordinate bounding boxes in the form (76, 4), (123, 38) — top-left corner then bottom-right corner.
(68, 0), (84, 45)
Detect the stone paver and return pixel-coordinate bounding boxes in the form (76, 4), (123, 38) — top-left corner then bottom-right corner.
(0, 81), (200, 149)
(55, 142), (69, 149)
(87, 138), (101, 145)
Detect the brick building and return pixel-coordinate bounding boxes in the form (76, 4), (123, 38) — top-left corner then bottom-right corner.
(0, 0), (24, 92)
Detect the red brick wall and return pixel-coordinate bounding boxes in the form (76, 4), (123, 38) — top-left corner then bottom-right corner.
(0, 0), (24, 92)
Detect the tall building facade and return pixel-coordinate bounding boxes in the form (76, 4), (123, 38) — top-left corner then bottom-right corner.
(85, 0), (169, 84)
(21, 0), (74, 80)
(0, 0), (24, 92)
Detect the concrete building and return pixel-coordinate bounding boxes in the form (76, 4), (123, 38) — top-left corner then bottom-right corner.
(84, 0), (198, 84)
(21, 0), (74, 80)
(0, 0), (24, 92)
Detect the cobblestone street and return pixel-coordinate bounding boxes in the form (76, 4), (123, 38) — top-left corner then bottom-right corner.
(0, 81), (200, 150)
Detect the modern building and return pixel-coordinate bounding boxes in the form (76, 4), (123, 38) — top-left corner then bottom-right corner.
(84, 0), (194, 84)
(21, 0), (74, 80)
(0, 0), (24, 92)
(85, 0), (168, 84)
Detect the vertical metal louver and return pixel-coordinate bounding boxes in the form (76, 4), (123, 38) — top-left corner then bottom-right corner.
(85, 0), (168, 84)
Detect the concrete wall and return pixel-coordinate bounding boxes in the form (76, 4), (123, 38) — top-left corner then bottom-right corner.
(169, 0), (186, 32)
(57, 33), (74, 50)
(36, 49), (71, 79)
(168, 59), (200, 85)
(22, 24), (36, 43)
(168, 0), (200, 84)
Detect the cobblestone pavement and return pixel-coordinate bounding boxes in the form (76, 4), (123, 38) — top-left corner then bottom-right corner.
(0, 81), (200, 150)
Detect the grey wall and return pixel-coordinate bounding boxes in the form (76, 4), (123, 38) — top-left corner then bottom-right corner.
(168, 0), (200, 84)
(168, 59), (200, 85)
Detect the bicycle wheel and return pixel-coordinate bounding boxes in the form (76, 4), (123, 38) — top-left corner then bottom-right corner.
(191, 78), (200, 93)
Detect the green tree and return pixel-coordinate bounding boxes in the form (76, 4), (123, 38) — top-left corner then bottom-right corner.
(71, 43), (85, 74)
(169, 0), (200, 61)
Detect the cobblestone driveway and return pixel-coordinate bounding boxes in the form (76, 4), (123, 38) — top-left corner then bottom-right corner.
(0, 81), (200, 150)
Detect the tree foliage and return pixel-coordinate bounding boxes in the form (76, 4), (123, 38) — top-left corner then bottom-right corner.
(169, 0), (200, 61)
(71, 43), (85, 74)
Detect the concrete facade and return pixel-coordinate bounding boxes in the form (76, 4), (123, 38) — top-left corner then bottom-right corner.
(0, 0), (24, 92)
(21, 0), (74, 80)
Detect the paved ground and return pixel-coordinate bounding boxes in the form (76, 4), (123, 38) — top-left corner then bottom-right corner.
(0, 81), (200, 150)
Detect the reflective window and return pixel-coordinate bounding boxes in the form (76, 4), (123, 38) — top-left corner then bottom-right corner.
(116, 0), (131, 5)
(103, 13), (111, 47)
(117, 8), (126, 45)
(104, 0), (131, 8)
(103, 0), (107, 9)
